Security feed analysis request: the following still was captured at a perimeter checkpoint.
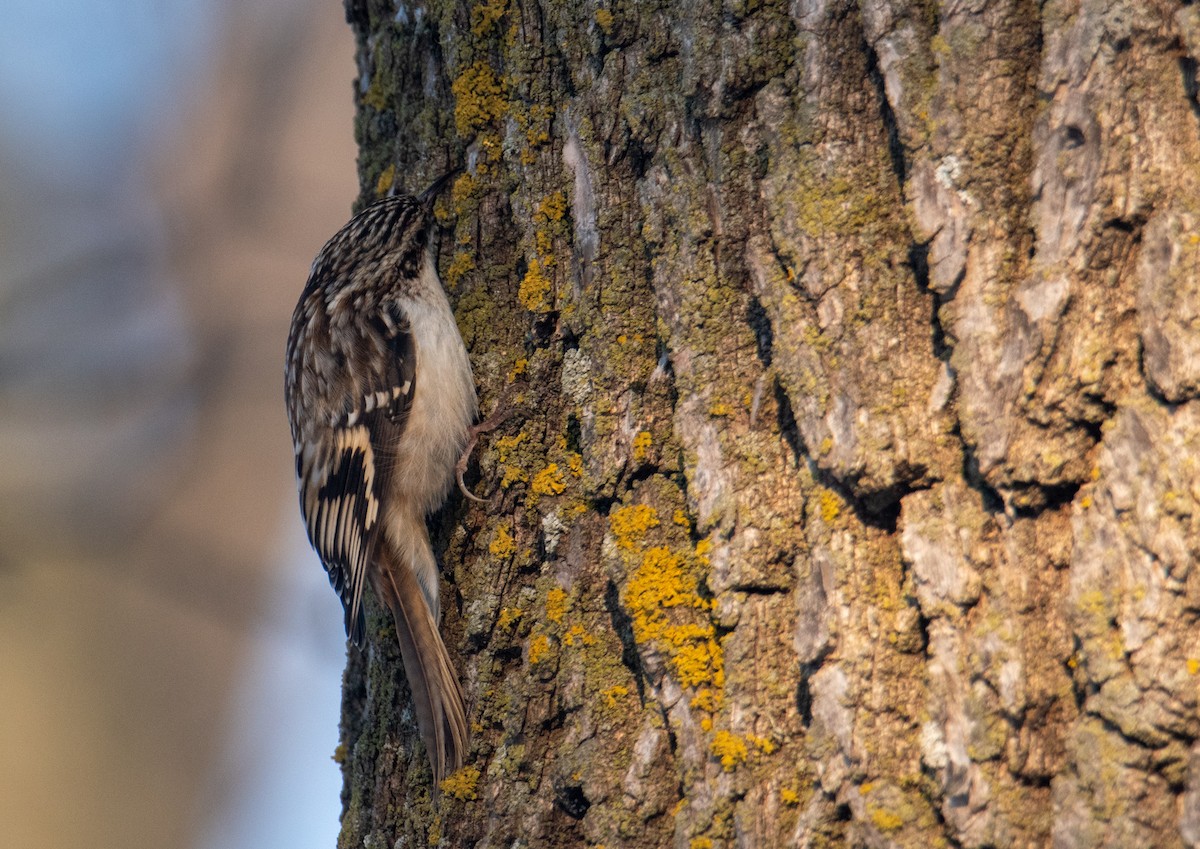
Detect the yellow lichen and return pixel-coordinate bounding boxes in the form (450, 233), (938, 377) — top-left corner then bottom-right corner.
(747, 734), (776, 754)
(451, 172), (481, 211)
(489, 525), (516, 558)
(510, 357), (528, 379)
(536, 191), (567, 224)
(528, 633), (550, 665)
(624, 547), (692, 618)
(519, 256), (553, 312)
(469, 0), (508, 36)
(1188, 658), (1199, 676)
(594, 8), (614, 34)
(817, 487), (842, 523)
(624, 547), (723, 688)
(609, 504), (660, 549)
(493, 432), (530, 488)
(501, 464), (529, 489)
(869, 806), (905, 832)
(497, 607), (523, 629)
(689, 840), (713, 849)
(601, 685), (628, 708)
(711, 731), (748, 771)
(673, 509), (690, 528)
(612, 502), (723, 705)
(780, 787), (800, 806)
(514, 103), (554, 163)
(439, 765), (481, 801)
(672, 634), (724, 688)
(690, 688), (720, 713)
(632, 430), (652, 463)
(566, 452), (585, 477)
(545, 587), (567, 624)
(375, 164), (396, 196)
(563, 624), (596, 647)
(494, 432), (527, 456)
(451, 60), (506, 137)
(531, 463), (567, 496)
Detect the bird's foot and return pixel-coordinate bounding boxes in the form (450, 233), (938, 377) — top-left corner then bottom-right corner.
(457, 385), (517, 502)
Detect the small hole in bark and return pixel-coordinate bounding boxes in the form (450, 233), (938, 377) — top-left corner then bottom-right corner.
(531, 312), (559, 345)
(554, 782), (591, 819)
(565, 414), (581, 453)
(1062, 125), (1085, 149)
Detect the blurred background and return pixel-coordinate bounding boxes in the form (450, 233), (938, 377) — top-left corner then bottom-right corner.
(0, 2), (360, 847)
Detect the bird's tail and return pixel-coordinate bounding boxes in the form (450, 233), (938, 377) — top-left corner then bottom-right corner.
(372, 545), (467, 786)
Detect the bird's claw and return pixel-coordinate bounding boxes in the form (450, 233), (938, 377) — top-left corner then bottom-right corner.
(457, 459), (488, 503)
(455, 385), (518, 505)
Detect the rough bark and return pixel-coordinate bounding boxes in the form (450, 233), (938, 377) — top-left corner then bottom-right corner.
(335, 1), (1200, 847)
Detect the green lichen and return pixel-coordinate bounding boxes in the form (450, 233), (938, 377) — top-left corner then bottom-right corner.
(445, 251), (476, 288)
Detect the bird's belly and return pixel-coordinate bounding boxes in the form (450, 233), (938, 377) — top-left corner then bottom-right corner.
(389, 286), (477, 516)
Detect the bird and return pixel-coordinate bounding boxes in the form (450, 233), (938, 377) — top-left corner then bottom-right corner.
(284, 178), (474, 785)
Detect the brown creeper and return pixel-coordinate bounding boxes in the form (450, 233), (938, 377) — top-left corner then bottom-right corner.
(284, 186), (474, 784)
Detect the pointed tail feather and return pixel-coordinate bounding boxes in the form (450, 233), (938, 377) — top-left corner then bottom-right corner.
(372, 548), (467, 785)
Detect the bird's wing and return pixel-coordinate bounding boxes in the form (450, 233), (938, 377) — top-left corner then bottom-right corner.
(289, 299), (416, 645)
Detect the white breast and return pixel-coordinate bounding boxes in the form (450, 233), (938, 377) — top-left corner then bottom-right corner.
(389, 263), (477, 516)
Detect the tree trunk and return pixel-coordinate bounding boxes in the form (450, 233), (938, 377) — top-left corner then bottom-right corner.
(335, 1), (1200, 846)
